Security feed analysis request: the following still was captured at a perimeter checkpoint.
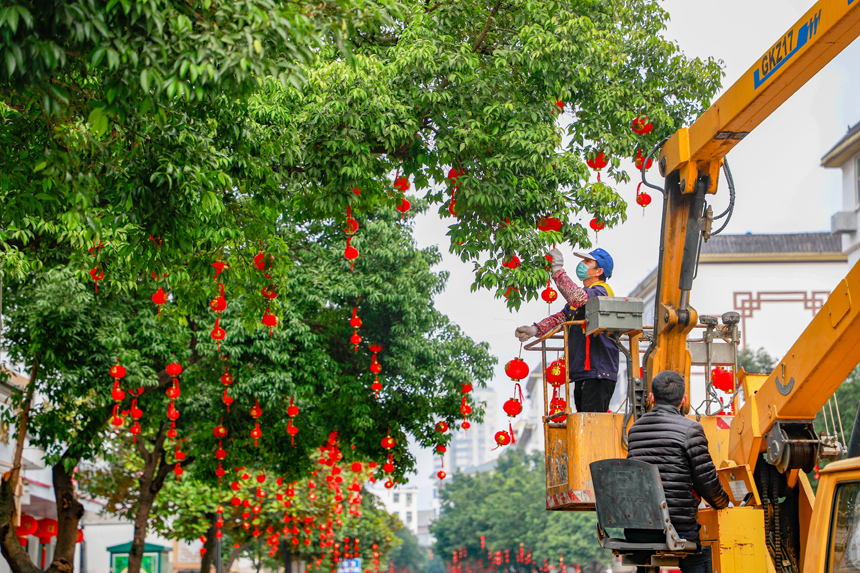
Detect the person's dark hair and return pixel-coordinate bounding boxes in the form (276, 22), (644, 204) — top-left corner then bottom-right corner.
(651, 370), (685, 406)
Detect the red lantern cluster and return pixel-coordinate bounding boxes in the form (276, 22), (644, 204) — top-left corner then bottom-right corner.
(255, 243), (279, 336)
(369, 343), (383, 397)
(460, 382), (473, 429)
(394, 175), (411, 218)
(287, 396), (299, 445)
(109, 360), (126, 430)
(250, 398), (263, 447)
(349, 307), (361, 353)
(631, 117), (653, 135)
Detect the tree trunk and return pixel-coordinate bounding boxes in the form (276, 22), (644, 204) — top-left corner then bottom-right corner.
(46, 455), (85, 573)
(224, 542), (248, 573)
(199, 513), (216, 573)
(127, 424), (172, 573)
(279, 542), (293, 573)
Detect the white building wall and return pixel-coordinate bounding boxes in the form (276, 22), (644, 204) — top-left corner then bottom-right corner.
(367, 484), (419, 536)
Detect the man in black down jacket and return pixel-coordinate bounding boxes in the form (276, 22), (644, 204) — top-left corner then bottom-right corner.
(624, 370), (729, 573)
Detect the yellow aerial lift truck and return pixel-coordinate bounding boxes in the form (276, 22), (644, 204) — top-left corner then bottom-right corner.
(528, 1), (860, 570)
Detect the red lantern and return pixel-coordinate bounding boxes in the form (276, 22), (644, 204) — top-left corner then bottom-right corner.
(262, 286), (278, 299)
(435, 421), (448, 433)
(213, 424), (229, 439)
(711, 367), (735, 393)
(636, 191), (652, 209)
(503, 398), (522, 417)
(254, 249), (275, 272)
(287, 419), (298, 444)
(251, 422), (262, 447)
(437, 470), (447, 480)
(537, 217), (562, 232)
(370, 356), (381, 374)
(166, 362), (182, 377)
(371, 376), (382, 397)
(110, 362), (126, 380)
(504, 358), (529, 381)
(631, 117), (653, 135)
(111, 380), (125, 402)
(221, 365), (233, 386)
(35, 518), (58, 543)
(436, 445), (447, 454)
(287, 397), (299, 418)
(381, 435), (396, 450)
(76, 529), (84, 544)
(634, 149), (653, 171)
(393, 176), (410, 192)
(546, 359), (566, 387)
(586, 152), (608, 182)
(541, 281), (558, 304)
(350, 307), (362, 329)
(250, 398), (262, 420)
(502, 256), (520, 269)
(110, 405), (124, 427)
(152, 288), (167, 315)
(589, 218), (604, 232)
(554, 100), (564, 114)
(16, 515), (37, 537)
(396, 198), (411, 215)
(167, 400), (179, 421)
(549, 396), (566, 422)
(262, 308), (278, 337)
(215, 442), (227, 460)
(89, 265), (104, 293)
(166, 378), (180, 399)
(210, 283), (227, 313)
(494, 431), (511, 447)
(222, 388), (234, 411)
(460, 397), (472, 416)
(462, 383), (472, 393)
(212, 260), (229, 280)
(344, 237), (358, 270)
(211, 318), (226, 351)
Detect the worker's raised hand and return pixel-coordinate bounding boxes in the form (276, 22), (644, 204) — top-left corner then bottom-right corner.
(515, 325), (537, 342)
(548, 248), (564, 274)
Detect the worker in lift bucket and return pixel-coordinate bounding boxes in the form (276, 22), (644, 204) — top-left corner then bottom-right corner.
(514, 248), (619, 413)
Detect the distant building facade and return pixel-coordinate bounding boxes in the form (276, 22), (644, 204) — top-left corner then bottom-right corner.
(368, 483), (420, 536)
(825, 120), (860, 267)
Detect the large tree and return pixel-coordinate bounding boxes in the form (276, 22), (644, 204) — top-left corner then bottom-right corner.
(431, 450), (610, 569)
(0, 206), (493, 573)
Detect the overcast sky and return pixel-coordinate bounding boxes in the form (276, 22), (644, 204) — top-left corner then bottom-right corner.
(406, 0), (860, 507)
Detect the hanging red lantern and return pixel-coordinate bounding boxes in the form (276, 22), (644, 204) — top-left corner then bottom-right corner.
(437, 470), (447, 480)
(166, 378), (180, 399)
(222, 388), (233, 411)
(370, 356), (381, 374)
(251, 422), (262, 447)
(287, 419), (298, 444)
(634, 149), (653, 171)
(462, 383), (472, 393)
(166, 400), (179, 421)
(250, 398), (263, 419)
(111, 380), (125, 402)
(287, 397), (299, 418)
(212, 260), (229, 280)
(17, 515), (37, 538)
(110, 405), (124, 427)
(589, 218), (604, 232)
(130, 400), (143, 420)
(631, 117), (653, 135)
(396, 198), (411, 215)
(586, 152), (608, 182)
(554, 100), (564, 114)
(343, 206), (359, 236)
(211, 283), (227, 313)
(166, 362), (182, 377)
(711, 367), (735, 393)
(494, 431), (511, 447)
(502, 256), (520, 269)
(211, 318), (226, 351)
(110, 361), (126, 380)
(152, 288), (167, 315)
(215, 441), (227, 460)
(350, 307), (362, 329)
(262, 308), (278, 337)
(36, 518), (58, 545)
(381, 434), (396, 450)
(394, 176), (410, 192)
(254, 248), (275, 272)
(541, 280), (558, 304)
(546, 359), (566, 387)
(221, 365), (233, 386)
(344, 237), (358, 270)
(460, 397), (472, 416)
(503, 384), (524, 417)
(262, 286), (278, 299)
(350, 330), (361, 351)
(371, 376), (382, 397)
(549, 394), (567, 422)
(636, 191), (652, 209)
(167, 421), (177, 439)
(504, 358), (529, 381)
(213, 424), (229, 439)
(435, 421), (449, 433)
(537, 217), (562, 232)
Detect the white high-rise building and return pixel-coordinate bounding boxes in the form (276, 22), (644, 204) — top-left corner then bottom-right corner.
(367, 482), (420, 535)
(432, 389), (499, 475)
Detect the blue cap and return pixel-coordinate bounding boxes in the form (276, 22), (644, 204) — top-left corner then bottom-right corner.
(575, 248), (614, 279)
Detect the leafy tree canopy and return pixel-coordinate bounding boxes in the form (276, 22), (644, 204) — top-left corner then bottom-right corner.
(431, 450), (610, 569)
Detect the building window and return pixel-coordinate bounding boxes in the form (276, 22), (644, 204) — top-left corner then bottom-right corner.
(407, 512), (413, 523)
(406, 493), (412, 506)
(393, 493), (399, 503)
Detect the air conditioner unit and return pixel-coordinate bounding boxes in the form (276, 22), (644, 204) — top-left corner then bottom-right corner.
(831, 211), (857, 234)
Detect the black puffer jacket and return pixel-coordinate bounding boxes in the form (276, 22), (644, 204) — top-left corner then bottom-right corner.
(627, 404), (729, 535)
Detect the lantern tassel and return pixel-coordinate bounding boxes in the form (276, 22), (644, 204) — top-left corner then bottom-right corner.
(509, 422), (516, 444)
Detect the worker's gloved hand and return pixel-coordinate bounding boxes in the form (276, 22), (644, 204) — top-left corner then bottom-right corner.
(515, 325), (537, 342)
(548, 248), (564, 274)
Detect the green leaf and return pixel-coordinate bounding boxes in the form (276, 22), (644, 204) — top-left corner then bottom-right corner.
(33, 161), (47, 172)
